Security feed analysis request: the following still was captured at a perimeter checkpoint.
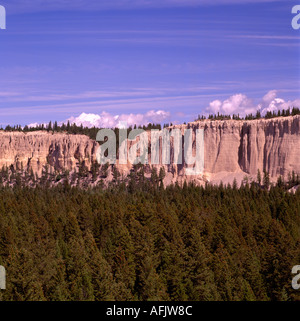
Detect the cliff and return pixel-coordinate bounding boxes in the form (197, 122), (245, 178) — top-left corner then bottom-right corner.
(0, 131), (98, 175)
(169, 114), (300, 184)
(0, 115), (299, 185)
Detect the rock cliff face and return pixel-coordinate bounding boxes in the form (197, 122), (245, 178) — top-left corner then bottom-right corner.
(170, 114), (300, 184)
(0, 115), (299, 184)
(0, 131), (98, 175)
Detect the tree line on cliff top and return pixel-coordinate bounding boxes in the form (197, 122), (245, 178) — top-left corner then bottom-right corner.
(196, 107), (300, 122)
(0, 180), (299, 301)
(1, 107), (299, 140)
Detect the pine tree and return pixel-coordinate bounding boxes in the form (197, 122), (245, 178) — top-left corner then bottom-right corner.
(257, 169), (262, 186)
(263, 170), (270, 189)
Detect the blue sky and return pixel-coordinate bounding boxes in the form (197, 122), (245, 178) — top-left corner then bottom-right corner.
(0, 0), (299, 127)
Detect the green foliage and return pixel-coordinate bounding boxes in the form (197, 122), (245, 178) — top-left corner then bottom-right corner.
(195, 107), (300, 122)
(0, 182), (299, 301)
(263, 171), (270, 190)
(1, 122), (162, 140)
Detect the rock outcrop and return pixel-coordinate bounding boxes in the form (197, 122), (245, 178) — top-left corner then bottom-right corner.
(169, 115), (300, 184)
(0, 115), (299, 185)
(0, 131), (98, 175)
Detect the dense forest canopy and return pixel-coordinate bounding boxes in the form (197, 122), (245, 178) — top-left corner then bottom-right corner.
(0, 182), (299, 301)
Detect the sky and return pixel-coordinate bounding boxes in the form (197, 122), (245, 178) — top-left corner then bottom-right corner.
(0, 0), (299, 127)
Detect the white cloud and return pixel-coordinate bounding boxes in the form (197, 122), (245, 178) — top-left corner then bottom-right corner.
(206, 90), (300, 116)
(25, 91), (300, 129)
(28, 122), (42, 128)
(60, 110), (171, 128)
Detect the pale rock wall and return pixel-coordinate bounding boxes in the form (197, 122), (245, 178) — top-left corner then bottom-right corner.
(186, 115), (299, 181)
(0, 131), (98, 175)
(0, 115), (299, 184)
